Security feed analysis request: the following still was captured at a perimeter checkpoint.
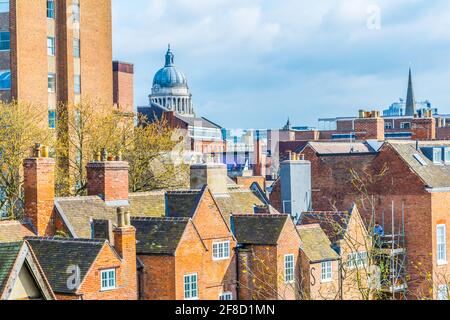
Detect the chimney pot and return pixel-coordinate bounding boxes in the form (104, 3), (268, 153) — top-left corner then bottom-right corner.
(33, 143), (41, 158)
(117, 207), (125, 228)
(101, 148), (108, 161)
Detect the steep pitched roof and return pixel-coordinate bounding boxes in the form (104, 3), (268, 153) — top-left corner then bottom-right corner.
(215, 187), (267, 225)
(0, 241), (55, 300)
(386, 141), (450, 189)
(297, 225), (339, 263)
(166, 190), (203, 218)
(232, 214), (289, 245)
(55, 191), (166, 238)
(26, 237), (108, 294)
(298, 211), (351, 244)
(0, 221), (35, 243)
(0, 242), (22, 294)
(131, 217), (191, 255)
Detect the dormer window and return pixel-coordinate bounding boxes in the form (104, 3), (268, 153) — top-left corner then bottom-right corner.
(433, 148), (442, 164)
(445, 148), (450, 163)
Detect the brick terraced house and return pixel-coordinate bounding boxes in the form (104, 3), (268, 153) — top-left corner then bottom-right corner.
(297, 224), (340, 300)
(232, 214), (302, 300)
(299, 140), (450, 299)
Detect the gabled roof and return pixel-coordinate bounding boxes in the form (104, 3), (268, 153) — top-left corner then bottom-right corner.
(166, 190), (203, 218)
(26, 237), (109, 294)
(385, 141), (450, 189)
(232, 214), (289, 245)
(298, 211), (352, 244)
(307, 142), (376, 155)
(0, 241), (55, 300)
(131, 217), (192, 255)
(0, 220), (35, 243)
(297, 224), (339, 263)
(0, 242), (22, 294)
(55, 191), (166, 238)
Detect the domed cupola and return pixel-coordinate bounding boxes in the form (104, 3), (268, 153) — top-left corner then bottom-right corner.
(152, 45), (188, 88)
(149, 45), (195, 117)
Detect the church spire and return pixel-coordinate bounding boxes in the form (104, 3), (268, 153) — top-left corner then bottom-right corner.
(165, 44), (174, 67)
(405, 68), (416, 116)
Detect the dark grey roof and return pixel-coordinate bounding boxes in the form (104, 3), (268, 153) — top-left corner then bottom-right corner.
(232, 214), (289, 245)
(166, 190), (203, 218)
(138, 103), (221, 129)
(0, 242), (22, 294)
(55, 191), (166, 238)
(387, 141), (450, 189)
(26, 237), (107, 294)
(131, 217), (190, 255)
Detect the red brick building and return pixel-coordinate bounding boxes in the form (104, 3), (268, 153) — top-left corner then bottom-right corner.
(299, 140), (450, 299)
(232, 214), (301, 300)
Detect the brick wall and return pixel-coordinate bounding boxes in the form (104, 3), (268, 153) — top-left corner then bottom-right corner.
(86, 161), (129, 202)
(354, 118), (385, 140)
(113, 224), (137, 299)
(113, 61), (134, 113)
(23, 157), (56, 237)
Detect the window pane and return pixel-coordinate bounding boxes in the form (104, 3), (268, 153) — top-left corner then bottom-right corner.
(47, 0), (55, 19)
(74, 75), (81, 94)
(47, 37), (55, 56)
(48, 110), (56, 129)
(0, 32), (10, 50)
(0, 0), (9, 13)
(0, 70), (10, 90)
(48, 73), (56, 92)
(73, 38), (80, 57)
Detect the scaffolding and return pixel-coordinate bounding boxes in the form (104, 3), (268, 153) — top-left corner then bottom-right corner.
(373, 201), (408, 300)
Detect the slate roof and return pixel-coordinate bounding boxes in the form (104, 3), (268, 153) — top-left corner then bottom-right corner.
(297, 225), (339, 263)
(0, 242), (22, 294)
(55, 191), (166, 238)
(387, 141), (450, 189)
(131, 217), (190, 255)
(166, 190), (202, 218)
(26, 237), (107, 294)
(215, 187), (267, 225)
(308, 142), (376, 155)
(298, 211), (351, 244)
(232, 214), (289, 245)
(0, 220), (35, 243)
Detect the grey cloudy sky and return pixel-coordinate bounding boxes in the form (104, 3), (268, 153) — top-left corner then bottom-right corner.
(112, 0), (450, 129)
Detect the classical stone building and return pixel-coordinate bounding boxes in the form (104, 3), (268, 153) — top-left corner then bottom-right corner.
(149, 45), (194, 117)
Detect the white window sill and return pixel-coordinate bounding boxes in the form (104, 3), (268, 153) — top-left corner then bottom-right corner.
(437, 260), (448, 266)
(213, 257), (230, 262)
(321, 279), (333, 284)
(100, 287), (117, 292)
(184, 297), (199, 301)
(284, 280), (295, 284)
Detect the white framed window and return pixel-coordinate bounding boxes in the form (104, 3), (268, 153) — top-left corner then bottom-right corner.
(47, 0), (55, 19)
(347, 252), (368, 269)
(219, 292), (233, 300)
(445, 148), (450, 163)
(437, 224), (447, 265)
(47, 37), (55, 56)
(438, 284), (449, 300)
(400, 122), (411, 129)
(48, 73), (56, 92)
(0, 70), (11, 90)
(433, 148), (443, 164)
(385, 122), (393, 130)
(184, 273), (198, 300)
(0, 0), (9, 13)
(284, 254), (294, 283)
(100, 269), (116, 291)
(212, 241), (230, 261)
(48, 110), (56, 129)
(321, 261), (333, 283)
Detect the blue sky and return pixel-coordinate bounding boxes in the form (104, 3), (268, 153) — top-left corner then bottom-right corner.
(112, 0), (450, 129)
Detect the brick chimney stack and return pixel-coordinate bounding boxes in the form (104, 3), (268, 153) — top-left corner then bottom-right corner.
(113, 207), (137, 299)
(354, 110), (385, 141)
(86, 150), (129, 206)
(23, 144), (55, 237)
